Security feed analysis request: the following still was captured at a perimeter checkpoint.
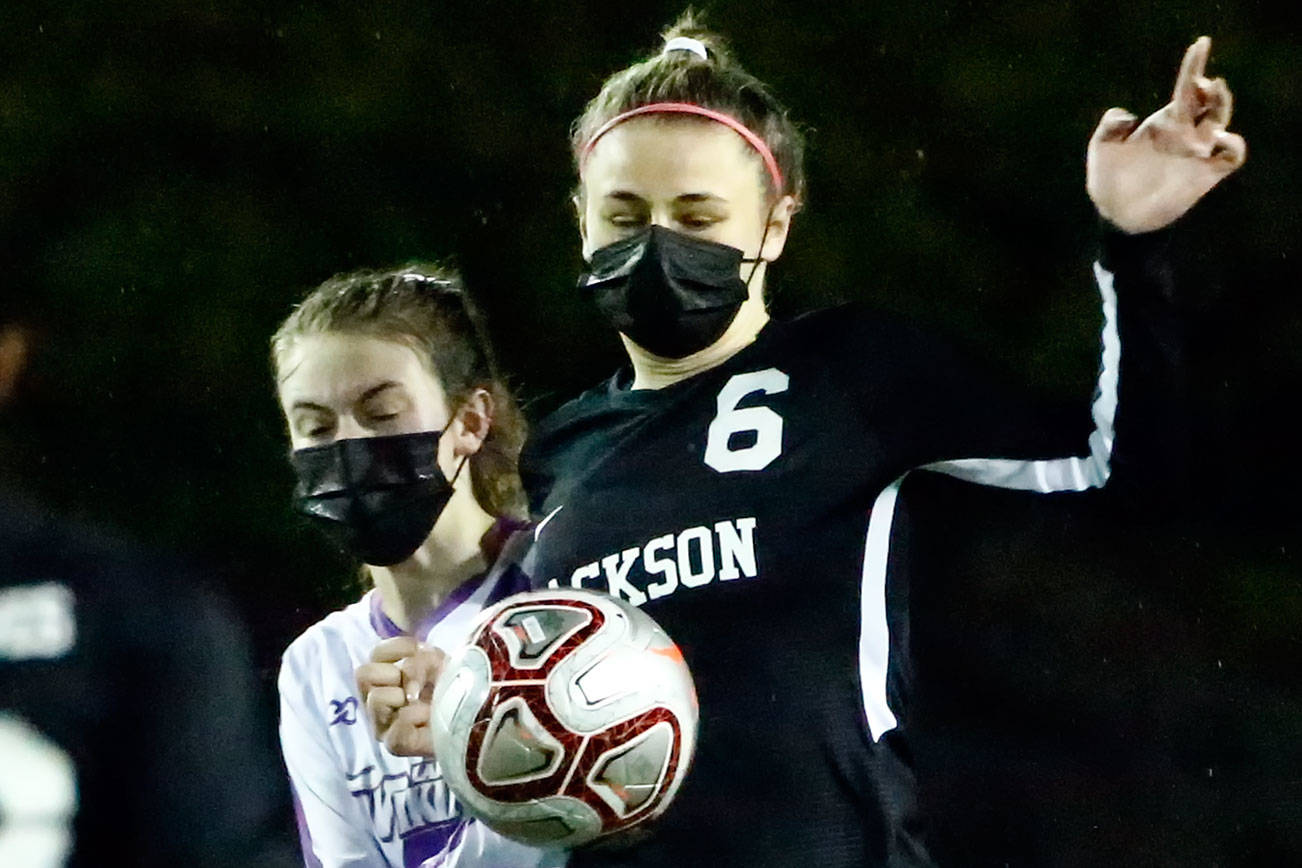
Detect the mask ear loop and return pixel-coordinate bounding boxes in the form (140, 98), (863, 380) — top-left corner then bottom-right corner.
(743, 201), (778, 291)
(448, 452), (469, 485)
(443, 405), (480, 487)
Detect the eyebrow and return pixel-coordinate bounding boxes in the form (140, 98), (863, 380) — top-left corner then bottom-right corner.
(674, 192), (728, 204)
(289, 381), (402, 412)
(602, 190), (728, 205)
(358, 381), (402, 402)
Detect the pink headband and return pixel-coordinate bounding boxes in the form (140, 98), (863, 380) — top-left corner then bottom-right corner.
(579, 102), (785, 194)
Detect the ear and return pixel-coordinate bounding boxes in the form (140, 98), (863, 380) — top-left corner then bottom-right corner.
(0, 325), (30, 407)
(759, 195), (798, 262)
(448, 388), (494, 458)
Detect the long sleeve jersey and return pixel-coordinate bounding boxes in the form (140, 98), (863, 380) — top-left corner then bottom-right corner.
(518, 231), (1184, 867)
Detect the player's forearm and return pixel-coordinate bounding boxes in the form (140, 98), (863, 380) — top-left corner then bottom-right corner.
(1098, 223), (1196, 507)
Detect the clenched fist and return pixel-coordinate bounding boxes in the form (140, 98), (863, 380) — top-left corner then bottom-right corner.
(355, 636), (446, 758)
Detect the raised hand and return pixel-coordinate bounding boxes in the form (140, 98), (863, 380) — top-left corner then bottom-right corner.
(1087, 36), (1246, 234)
(355, 636), (446, 758)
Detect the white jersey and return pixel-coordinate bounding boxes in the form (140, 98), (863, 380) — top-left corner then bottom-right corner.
(279, 528), (567, 868)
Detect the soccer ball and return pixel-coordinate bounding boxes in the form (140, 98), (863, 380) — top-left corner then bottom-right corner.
(429, 588), (698, 848)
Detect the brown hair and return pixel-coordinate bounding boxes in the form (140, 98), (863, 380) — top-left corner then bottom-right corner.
(272, 264), (527, 519)
(571, 9), (807, 209)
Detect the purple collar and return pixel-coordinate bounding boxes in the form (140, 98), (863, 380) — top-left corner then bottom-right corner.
(367, 572), (488, 639)
(367, 589), (406, 639)
(367, 516), (532, 639)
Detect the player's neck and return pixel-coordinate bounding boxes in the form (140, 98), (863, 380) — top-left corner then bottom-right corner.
(369, 482), (495, 633)
(626, 291), (770, 391)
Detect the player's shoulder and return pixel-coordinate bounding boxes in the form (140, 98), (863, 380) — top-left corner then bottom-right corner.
(774, 301), (972, 384)
(0, 486), (240, 656)
(490, 522), (536, 573)
(779, 301), (927, 354)
(529, 372), (624, 442)
(520, 374), (628, 513)
(280, 594), (374, 681)
(1, 486), (184, 597)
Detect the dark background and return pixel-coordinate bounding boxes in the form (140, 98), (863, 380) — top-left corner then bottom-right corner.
(3, 0), (1298, 863)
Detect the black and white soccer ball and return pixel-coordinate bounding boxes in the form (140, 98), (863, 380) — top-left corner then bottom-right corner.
(430, 588), (698, 848)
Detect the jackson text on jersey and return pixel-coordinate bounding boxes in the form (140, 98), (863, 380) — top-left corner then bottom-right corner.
(542, 516), (759, 604)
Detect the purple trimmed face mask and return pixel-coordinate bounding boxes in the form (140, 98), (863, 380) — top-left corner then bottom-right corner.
(290, 431), (464, 566)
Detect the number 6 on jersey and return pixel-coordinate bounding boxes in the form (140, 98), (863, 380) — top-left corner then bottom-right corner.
(704, 369), (789, 473)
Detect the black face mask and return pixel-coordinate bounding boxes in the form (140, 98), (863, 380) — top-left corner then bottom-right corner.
(290, 431), (463, 567)
(578, 226), (763, 359)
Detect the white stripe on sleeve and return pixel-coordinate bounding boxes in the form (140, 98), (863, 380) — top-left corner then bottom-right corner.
(858, 476), (906, 741)
(923, 261), (1120, 492)
(857, 262), (1121, 740)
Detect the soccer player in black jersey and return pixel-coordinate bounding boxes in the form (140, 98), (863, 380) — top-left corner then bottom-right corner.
(0, 288), (293, 864)
(515, 13), (1246, 868)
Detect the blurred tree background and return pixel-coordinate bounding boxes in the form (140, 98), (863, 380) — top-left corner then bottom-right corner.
(2, 0), (1297, 862)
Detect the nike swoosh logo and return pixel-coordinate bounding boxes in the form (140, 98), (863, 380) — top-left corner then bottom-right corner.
(534, 505), (564, 541)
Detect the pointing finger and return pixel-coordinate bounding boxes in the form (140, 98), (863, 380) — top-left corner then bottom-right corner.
(1089, 108), (1139, 146)
(1173, 36), (1212, 121)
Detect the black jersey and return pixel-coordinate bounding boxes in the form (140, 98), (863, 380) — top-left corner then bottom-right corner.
(519, 232), (1181, 867)
(0, 490), (293, 867)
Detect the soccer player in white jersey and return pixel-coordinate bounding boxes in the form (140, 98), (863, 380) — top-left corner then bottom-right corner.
(272, 266), (564, 868)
